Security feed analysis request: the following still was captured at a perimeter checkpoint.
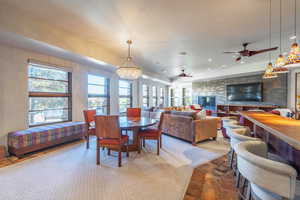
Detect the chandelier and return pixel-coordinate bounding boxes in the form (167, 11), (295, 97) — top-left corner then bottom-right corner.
(286, 0), (300, 67)
(116, 40), (142, 80)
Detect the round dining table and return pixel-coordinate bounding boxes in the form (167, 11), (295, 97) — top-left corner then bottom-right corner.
(119, 116), (157, 152)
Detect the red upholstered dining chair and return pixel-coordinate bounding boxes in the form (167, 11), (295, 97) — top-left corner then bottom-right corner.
(95, 115), (129, 167)
(83, 109), (96, 149)
(127, 108), (141, 118)
(138, 112), (164, 155)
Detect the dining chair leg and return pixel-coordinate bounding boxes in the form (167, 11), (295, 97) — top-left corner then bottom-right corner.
(96, 140), (100, 165)
(108, 149), (111, 156)
(86, 133), (89, 149)
(118, 149), (122, 167)
(160, 135), (162, 148)
(138, 136), (141, 154)
(143, 138), (145, 147)
(126, 142), (129, 157)
(157, 139), (160, 155)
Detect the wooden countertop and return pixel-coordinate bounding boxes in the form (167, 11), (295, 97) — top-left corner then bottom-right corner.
(239, 111), (300, 150)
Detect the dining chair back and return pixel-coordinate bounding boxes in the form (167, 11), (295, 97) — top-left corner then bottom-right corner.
(94, 115), (129, 167)
(235, 141), (298, 200)
(83, 109), (96, 125)
(95, 115), (121, 139)
(83, 109), (96, 149)
(127, 108), (141, 118)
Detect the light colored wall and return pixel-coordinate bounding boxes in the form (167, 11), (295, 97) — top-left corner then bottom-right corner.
(0, 44), (169, 148)
(288, 68), (300, 110)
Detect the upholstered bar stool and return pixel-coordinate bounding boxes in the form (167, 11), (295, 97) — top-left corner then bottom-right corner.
(226, 126), (260, 195)
(235, 141), (300, 200)
(226, 125), (254, 169)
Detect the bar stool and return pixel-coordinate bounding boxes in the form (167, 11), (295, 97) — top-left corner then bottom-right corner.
(226, 125), (255, 169)
(235, 141), (300, 200)
(226, 126), (260, 197)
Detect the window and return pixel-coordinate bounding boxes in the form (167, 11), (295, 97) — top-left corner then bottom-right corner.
(142, 84), (149, 108)
(170, 88), (174, 106)
(152, 86), (158, 107)
(28, 65), (72, 126)
(88, 74), (110, 115)
(119, 80), (132, 113)
(170, 88), (180, 106)
(159, 88), (165, 106)
(182, 88), (192, 106)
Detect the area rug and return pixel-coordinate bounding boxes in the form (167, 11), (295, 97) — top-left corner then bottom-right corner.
(0, 135), (228, 200)
(183, 156), (238, 200)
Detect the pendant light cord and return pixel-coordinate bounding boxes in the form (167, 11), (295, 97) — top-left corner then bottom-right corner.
(128, 42), (131, 58)
(295, 0), (297, 41)
(269, 0), (272, 62)
(279, 0), (282, 54)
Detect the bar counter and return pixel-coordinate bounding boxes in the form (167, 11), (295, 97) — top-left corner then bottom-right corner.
(239, 111), (300, 177)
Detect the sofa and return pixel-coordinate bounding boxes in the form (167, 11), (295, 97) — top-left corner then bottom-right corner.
(161, 111), (218, 145)
(8, 122), (86, 157)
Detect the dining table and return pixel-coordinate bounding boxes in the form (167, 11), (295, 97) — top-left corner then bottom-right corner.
(119, 116), (157, 152)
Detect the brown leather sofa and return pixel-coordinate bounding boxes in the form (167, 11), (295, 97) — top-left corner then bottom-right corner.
(161, 111), (218, 145)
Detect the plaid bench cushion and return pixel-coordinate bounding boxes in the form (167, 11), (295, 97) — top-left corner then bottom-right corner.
(8, 122), (87, 149)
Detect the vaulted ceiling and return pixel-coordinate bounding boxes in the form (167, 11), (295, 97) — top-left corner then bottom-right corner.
(1, 0), (299, 81)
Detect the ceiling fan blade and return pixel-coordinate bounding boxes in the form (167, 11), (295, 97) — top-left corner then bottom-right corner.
(224, 51), (239, 54)
(250, 47), (278, 56)
(235, 57), (242, 62)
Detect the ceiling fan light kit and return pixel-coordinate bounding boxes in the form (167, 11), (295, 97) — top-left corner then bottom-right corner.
(116, 40), (142, 80)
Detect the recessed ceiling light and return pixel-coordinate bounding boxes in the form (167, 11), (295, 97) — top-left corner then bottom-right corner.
(241, 61), (245, 64)
(208, 58), (212, 62)
(290, 35), (297, 40)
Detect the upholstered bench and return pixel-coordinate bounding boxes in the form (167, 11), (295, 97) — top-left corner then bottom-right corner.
(8, 122), (87, 158)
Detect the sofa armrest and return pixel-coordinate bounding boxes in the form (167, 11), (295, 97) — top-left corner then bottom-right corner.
(192, 118), (218, 143)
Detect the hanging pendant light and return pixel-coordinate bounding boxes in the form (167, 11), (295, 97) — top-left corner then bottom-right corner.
(263, 0), (278, 79)
(274, 0), (289, 73)
(116, 40), (142, 80)
(263, 62), (278, 78)
(286, 0), (300, 67)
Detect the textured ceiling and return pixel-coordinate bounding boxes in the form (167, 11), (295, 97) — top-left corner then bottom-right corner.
(1, 0), (299, 79)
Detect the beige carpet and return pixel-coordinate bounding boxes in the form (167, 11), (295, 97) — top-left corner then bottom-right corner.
(0, 134), (228, 200)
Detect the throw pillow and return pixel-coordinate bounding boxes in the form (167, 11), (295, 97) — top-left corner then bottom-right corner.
(196, 109), (206, 120)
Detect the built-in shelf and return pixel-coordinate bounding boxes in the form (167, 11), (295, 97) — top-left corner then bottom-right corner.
(216, 104), (278, 118)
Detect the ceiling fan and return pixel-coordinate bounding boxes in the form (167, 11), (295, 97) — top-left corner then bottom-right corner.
(224, 43), (278, 62)
(177, 69), (192, 78)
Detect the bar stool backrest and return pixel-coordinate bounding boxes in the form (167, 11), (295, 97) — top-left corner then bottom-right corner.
(235, 141), (297, 200)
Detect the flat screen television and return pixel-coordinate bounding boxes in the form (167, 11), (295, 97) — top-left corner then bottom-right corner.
(226, 83), (262, 102)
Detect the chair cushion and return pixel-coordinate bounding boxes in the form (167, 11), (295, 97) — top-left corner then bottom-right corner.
(8, 122), (86, 149)
(138, 128), (160, 137)
(98, 135), (128, 145)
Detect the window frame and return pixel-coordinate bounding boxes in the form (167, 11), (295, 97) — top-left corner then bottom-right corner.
(87, 74), (110, 115)
(160, 87), (165, 106)
(142, 84), (150, 108)
(119, 79), (133, 113)
(28, 64), (72, 127)
(152, 86), (158, 107)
